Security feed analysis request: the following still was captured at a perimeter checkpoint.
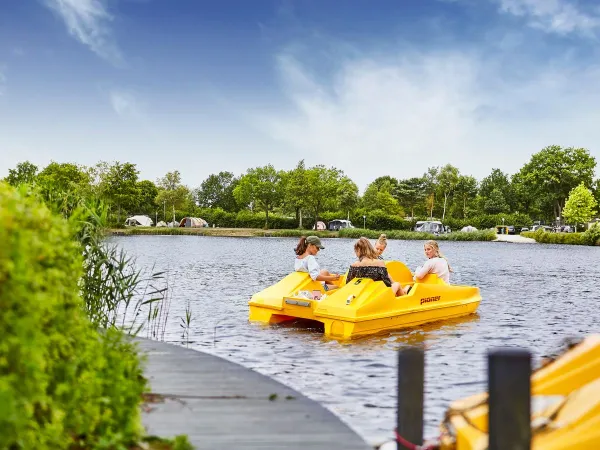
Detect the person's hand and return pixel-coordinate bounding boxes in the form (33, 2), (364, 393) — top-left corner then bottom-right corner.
(333, 273), (340, 280)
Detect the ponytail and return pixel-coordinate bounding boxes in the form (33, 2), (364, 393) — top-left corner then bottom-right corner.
(295, 236), (308, 255)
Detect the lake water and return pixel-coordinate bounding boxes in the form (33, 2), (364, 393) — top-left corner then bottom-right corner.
(112, 235), (599, 446)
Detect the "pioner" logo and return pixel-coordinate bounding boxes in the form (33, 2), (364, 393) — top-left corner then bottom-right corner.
(420, 295), (441, 305)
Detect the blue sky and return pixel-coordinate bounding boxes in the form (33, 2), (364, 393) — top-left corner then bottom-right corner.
(1, 0), (600, 191)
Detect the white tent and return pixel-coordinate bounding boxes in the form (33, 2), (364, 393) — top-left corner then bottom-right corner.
(156, 221), (167, 227)
(313, 221), (326, 230)
(124, 215), (153, 227)
(179, 217), (208, 228)
(461, 225), (478, 232)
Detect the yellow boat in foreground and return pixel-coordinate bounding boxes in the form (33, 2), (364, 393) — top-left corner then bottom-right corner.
(439, 334), (600, 450)
(248, 261), (482, 339)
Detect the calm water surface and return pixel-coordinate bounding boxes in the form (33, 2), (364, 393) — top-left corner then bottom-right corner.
(112, 235), (599, 445)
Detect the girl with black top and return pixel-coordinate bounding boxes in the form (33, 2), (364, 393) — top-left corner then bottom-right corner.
(347, 237), (403, 296)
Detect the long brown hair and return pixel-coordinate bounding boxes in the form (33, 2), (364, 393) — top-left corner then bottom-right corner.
(424, 240), (453, 272)
(354, 237), (379, 260)
(295, 236), (308, 255)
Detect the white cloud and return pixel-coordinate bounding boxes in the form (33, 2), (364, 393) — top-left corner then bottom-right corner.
(258, 48), (600, 191)
(496, 0), (600, 36)
(44, 0), (123, 65)
(110, 90), (143, 119)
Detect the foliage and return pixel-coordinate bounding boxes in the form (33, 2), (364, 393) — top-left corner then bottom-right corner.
(196, 171), (239, 211)
(562, 182), (598, 227)
(521, 229), (586, 245)
(0, 182), (146, 449)
(96, 161), (141, 224)
(582, 223), (600, 246)
(234, 164), (285, 228)
(4, 160), (38, 186)
(517, 145), (596, 219)
(136, 179), (160, 216)
(72, 198), (167, 333)
(155, 170), (192, 216)
(338, 227), (496, 241)
(436, 164), (460, 220)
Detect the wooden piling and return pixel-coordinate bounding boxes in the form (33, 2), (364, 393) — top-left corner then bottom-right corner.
(396, 347), (424, 449)
(488, 348), (532, 450)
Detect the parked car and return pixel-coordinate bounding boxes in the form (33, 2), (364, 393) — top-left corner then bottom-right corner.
(507, 225), (516, 235)
(328, 219), (354, 231)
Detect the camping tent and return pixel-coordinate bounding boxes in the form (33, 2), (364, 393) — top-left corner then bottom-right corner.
(313, 221), (326, 231)
(461, 225), (478, 232)
(156, 221), (167, 227)
(179, 217), (208, 228)
(124, 215), (153, 227)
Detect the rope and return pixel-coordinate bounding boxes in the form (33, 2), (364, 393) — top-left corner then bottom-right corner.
(394, 429), (439, 450)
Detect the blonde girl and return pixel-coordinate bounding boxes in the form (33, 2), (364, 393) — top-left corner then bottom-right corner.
(374, 233), (387, 259)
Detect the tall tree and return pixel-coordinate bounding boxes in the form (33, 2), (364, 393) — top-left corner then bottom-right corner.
(396, 177), (426, 218)
(196, 171), (239, 211)
(305, 165), (343, 225)
(362, 179), (402, 215)
(136, 180), (159, 216)
(5, 161), (38, 186)
(97, 162), (140, 223)
(284, 160), (310, 228)
(454, 175), (478, 218)
(562, 183), (598, 230)
(518, 146), (596, 220)
(479, 168), (514, 212)
(338, 176), (359, 219)
(155, 170), (191, 222)
(436, 164), (460, 220)
(484, 188), (510, 214)
(233, 164), (284, 228)
(423, 167), (439, 218)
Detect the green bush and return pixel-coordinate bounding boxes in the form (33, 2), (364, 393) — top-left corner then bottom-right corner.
(338, 228), (496, 241)
(0, 182), (146, 449)
(582, 224), (600, 246)
(522, 229), (588, 245)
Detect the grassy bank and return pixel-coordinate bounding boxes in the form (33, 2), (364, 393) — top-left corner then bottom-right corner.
(521, 227), (600, 246)
(109, 227), (496, 241)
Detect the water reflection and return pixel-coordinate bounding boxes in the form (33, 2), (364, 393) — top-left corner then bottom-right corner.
(112, 235), (599, 446)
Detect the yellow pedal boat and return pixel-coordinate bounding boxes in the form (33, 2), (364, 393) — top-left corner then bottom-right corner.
(248, 261), (482, 339)
(439, 334), (600, 450)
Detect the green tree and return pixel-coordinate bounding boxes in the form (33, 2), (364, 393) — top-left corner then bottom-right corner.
(562, 183), (598, 230)
(135, 180), (159, 216)
(196, 171), (239, 211)
(363, 179), (402, 215)
(233, 164), (284, 228)
(484, 188), (510, 214)
(338, 176), (359, 219)
(36, 162), (93, 215)
(479, 168), (514, 212)
(5, 161), (38, 186)
(423, 167), (439, 218)
(97, 162), (140, 223)
(518, 146), (596, 220)
(305, 165), (344, 225)
(155, 170), (191, 222)
(396, 177), (426, 218)
(436, 164), (460, 220)
(284, 160), (310, 228)
(454, 175), (478, 218)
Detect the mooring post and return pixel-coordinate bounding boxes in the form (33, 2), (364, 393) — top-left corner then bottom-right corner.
(396, 347), (424, 450)
(488, 348), (532, 450)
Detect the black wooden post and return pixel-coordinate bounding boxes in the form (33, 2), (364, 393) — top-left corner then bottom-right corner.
(488, 348), (532, 450)
(397, 347), (424, 449)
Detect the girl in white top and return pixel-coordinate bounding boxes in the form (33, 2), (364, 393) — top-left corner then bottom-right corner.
(294, 235), (340, 290)
(413, 240), (451, 283)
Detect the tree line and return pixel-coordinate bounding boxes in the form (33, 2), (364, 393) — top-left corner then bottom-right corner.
(3, 145), (599, 229)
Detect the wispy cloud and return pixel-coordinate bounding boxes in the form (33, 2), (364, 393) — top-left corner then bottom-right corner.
(44, 0), (123, 65)
(496, 0), (600, 36)
(109, 90), (143, 119)
(259, 46), (600, 189)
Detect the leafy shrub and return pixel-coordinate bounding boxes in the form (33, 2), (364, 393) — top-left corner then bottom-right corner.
(582, 223), (600, 246)
(339, 228), (496, 241)
(522, 229), (587, 245)
(0, 182), (146, 449)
